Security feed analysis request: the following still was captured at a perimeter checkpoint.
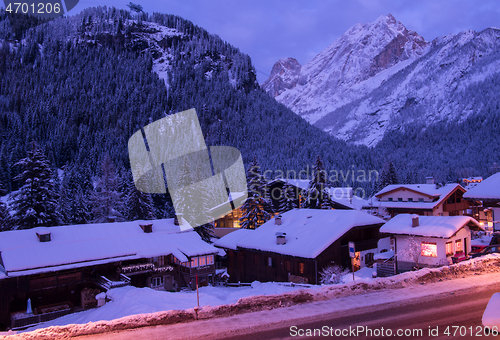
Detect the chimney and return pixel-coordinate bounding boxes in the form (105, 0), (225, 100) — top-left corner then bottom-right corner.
(276, 232), (286, 245)
(174, 213), (183, 226)
(36, 230), (51, 242)
(411, 214), (419, 228)
(139, 223), (153, 233)
(275, 214), (282, 225)
(426, 177), (434, 185)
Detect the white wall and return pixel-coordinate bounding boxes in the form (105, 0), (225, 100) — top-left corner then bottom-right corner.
(380, 189), (433, 202)
(395, 226), (471, 269)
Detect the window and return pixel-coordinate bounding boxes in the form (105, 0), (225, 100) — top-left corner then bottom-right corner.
(285, 260), (291, 272)
(408, 198), (413, 202)
(398, 198), (403, 202)
(456, 239), (463, 253)
(207, 255), (214, 265)
(151, 276), (163, 287)
(199, 256), (206, 266)
(153, 256), (165, 267)
(421, 242), (438, 257)
(254, 254), (259, 265)
(419, 198), (424, 202)
(446, 242), (453, 256)
(388, 198), (393, 202)
(268, 257), (273, 267)
(298, 262), (305, 274)
(190, 257), (198, 268)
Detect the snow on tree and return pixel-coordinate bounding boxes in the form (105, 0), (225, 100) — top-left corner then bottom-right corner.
(169, 159), (215, 242)
(277, 181), (299, 214)
(301, 156), (333, 210)
(239, 158), (273, 229)
(0, 201), (13, 231)
(10, 143), (61, 229)
(125, 171), (156, 221)
(378, 161), (398, 190)
(319, 264), (350, 284)
(400, 235), (422, 270)
(89, 154), (124, 223)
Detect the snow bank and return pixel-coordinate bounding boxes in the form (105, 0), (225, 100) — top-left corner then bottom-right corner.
(482, 293), (500, 328)
(3, 254), (500, 340)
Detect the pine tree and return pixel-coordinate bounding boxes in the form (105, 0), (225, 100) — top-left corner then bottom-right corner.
(10, 143), (61, 229)
(125, 172), (156, 221)
(0, 201), (13, 231)
(301, 156), (333, 210)
(378, 161), (399, 191)
(89, 154), (124, 223)
(277, 181), (299, 214)
(239, 158), (272, 229)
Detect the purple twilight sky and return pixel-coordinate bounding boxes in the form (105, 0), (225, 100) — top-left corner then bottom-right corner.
(67, 0), (500, 82)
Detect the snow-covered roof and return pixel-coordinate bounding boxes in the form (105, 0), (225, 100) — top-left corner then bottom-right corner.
(213, 229), (255, 250)
(375, 183), (461, 198)
(215, 209), (384, 259)
(374, 250), (394, 260)
(380, 214), (483, 238)
(463, 173), (500, 200)
(0, 219), (218, 278)
(365, 184), (463, 210)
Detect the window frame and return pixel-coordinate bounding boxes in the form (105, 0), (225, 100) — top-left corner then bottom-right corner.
(421, 242), (438, 257)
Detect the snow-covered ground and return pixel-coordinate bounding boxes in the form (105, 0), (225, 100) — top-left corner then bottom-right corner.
(21, 282), (307, 332)
(2, 254), (499, 339)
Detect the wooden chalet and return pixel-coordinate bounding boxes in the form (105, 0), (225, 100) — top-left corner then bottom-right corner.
(463, 172), (500, 231)
(364, 179), (469, 218)
(0, 218), (217, 330)
(214, 209), (384, 284)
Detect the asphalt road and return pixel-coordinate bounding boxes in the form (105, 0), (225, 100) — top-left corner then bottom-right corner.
(219, 285), (500, 340)
(76, 280), (500, 340)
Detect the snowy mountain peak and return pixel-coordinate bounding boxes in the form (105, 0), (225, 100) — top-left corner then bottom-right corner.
(262, 14), (500, 146)
(261, 57), (302, 97)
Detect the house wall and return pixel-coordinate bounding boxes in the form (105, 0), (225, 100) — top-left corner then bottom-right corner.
(395, 227), (471, 272)
(380, 190), (433, 202)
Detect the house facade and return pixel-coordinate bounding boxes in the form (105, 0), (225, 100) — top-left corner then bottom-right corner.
(463, 172), (500, 232)
(214, 209), (384, 284)
(364, 180), (469, 218)
(0, 218), (218, 330)
(379, 214), (483, 274)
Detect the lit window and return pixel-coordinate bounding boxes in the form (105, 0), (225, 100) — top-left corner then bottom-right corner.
(456, 239), (463, 253)
(446, 242), (453, 256)
(421, 242), (437, 257)
(151, 276), (163, 287)
(207, 255), (214, 265)
(298, 262), (305, 274)
(190, 257), (198, 268)
(199, 256), (206, 266)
